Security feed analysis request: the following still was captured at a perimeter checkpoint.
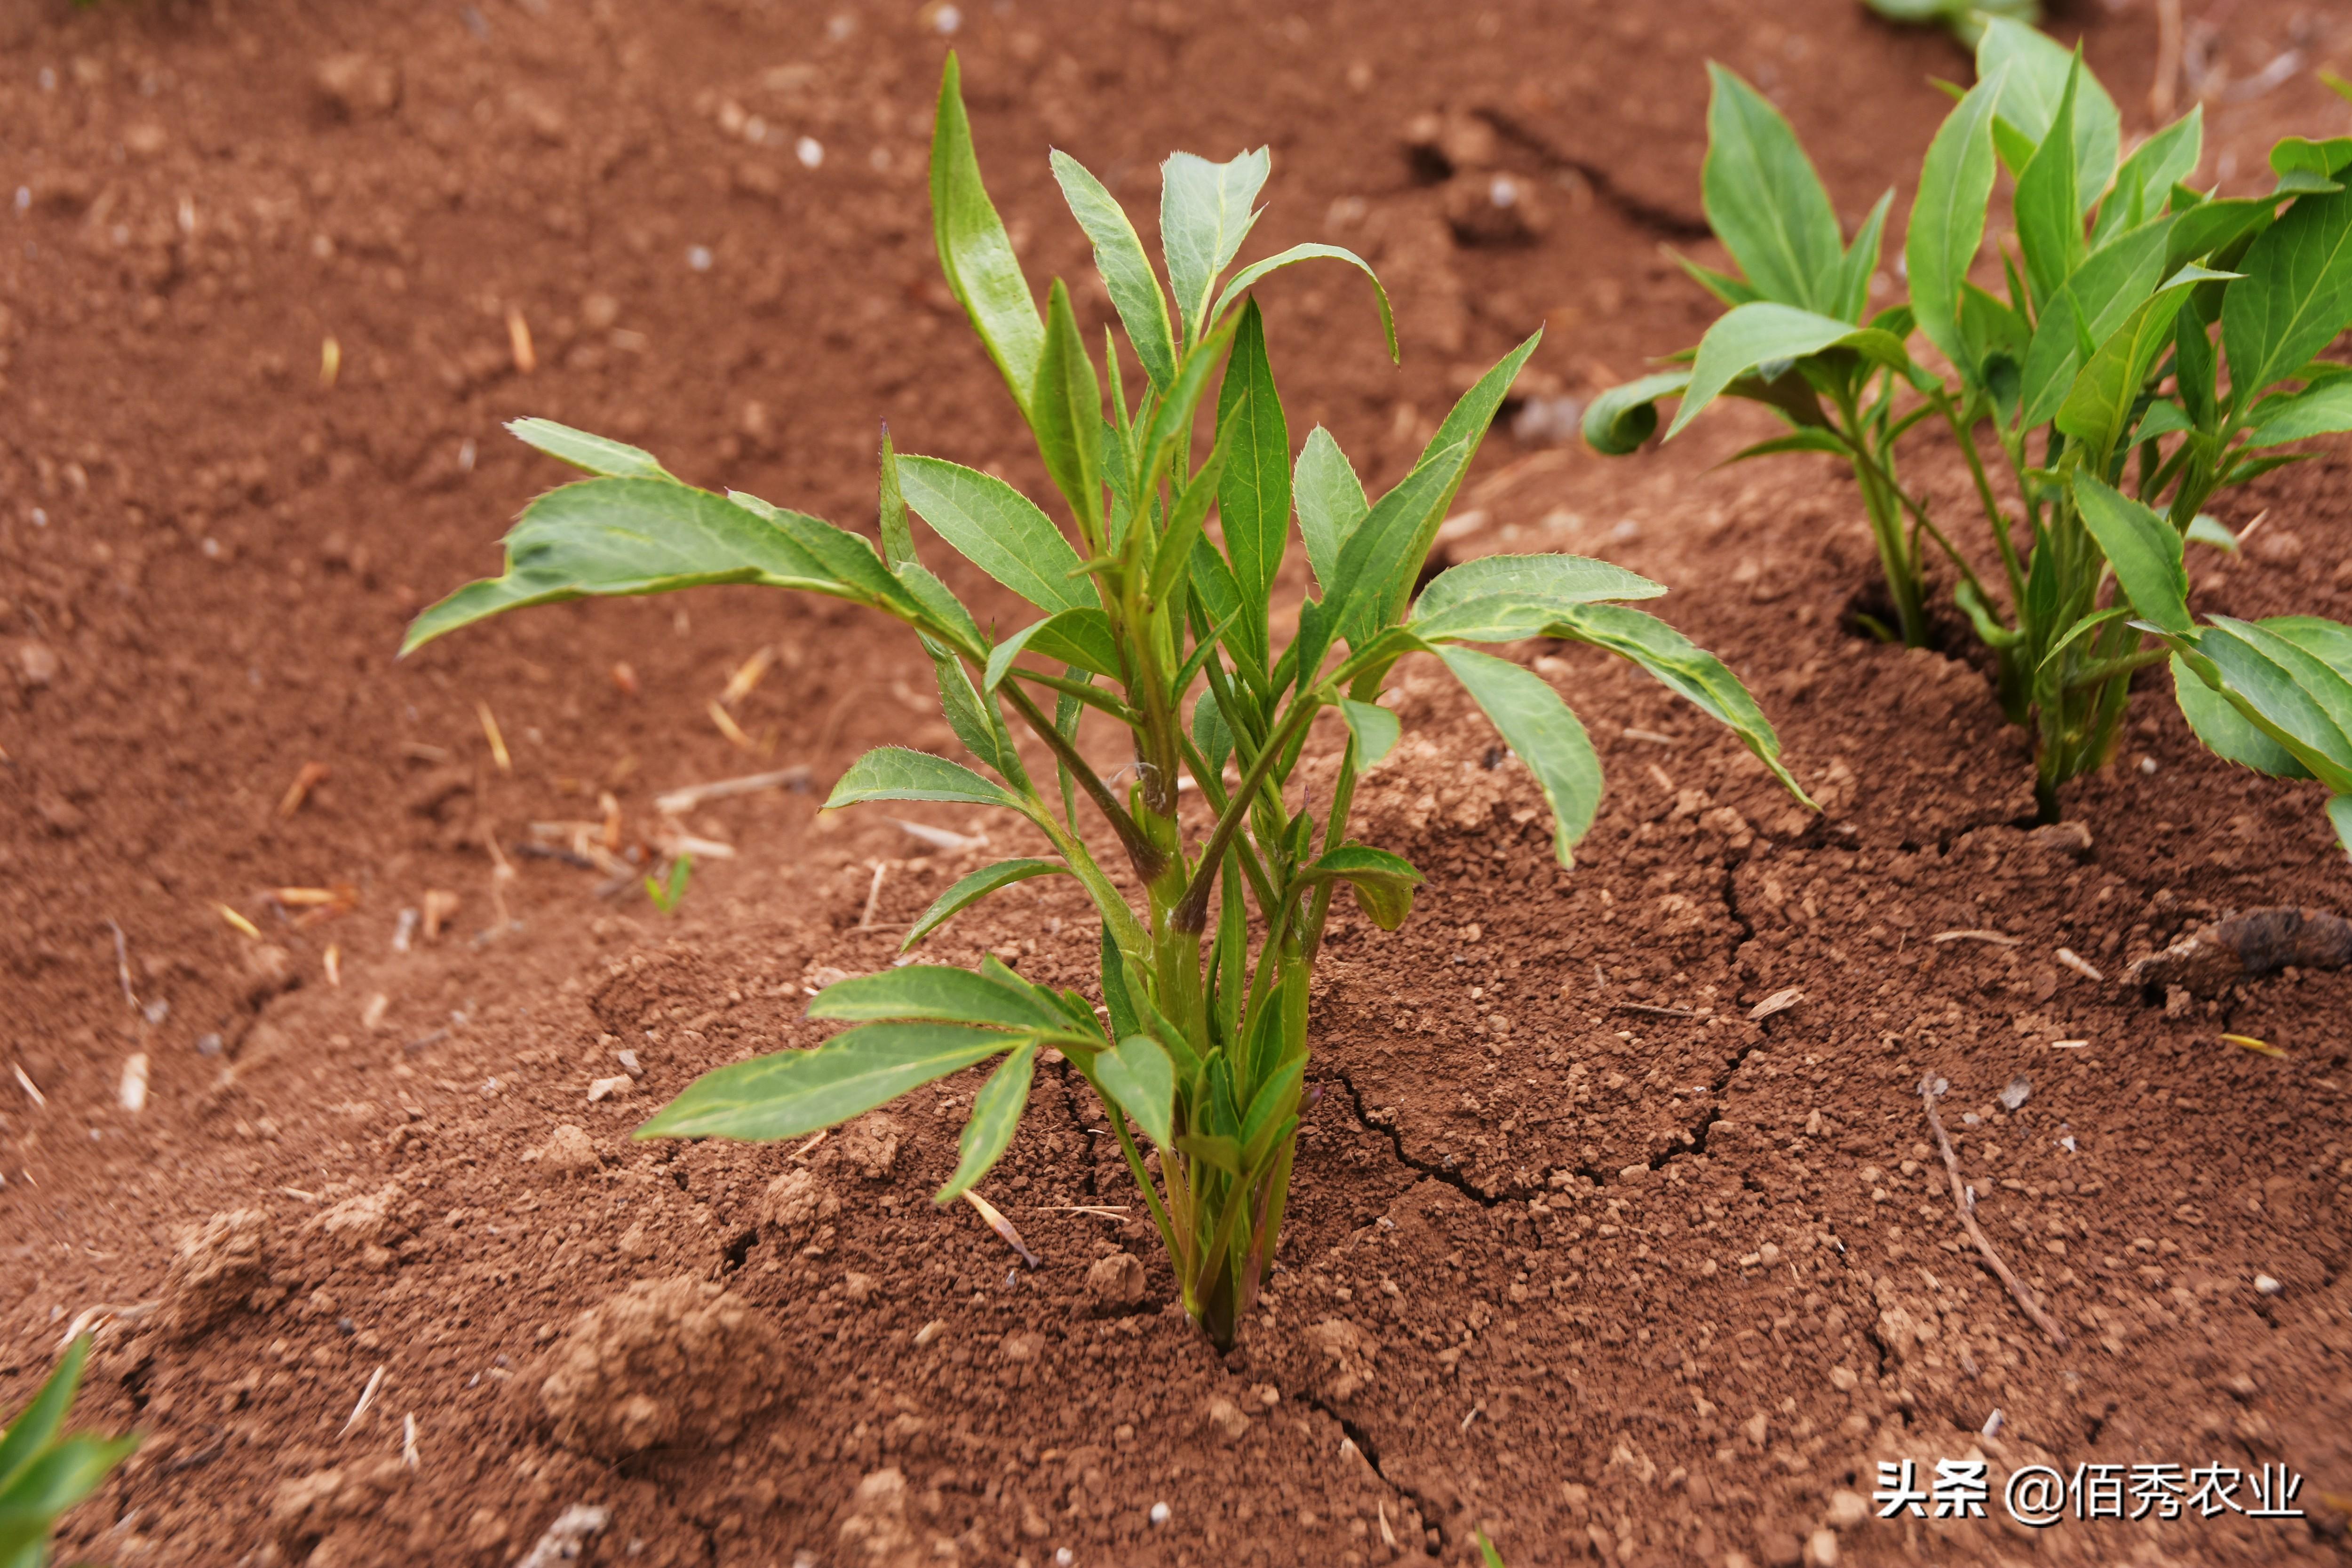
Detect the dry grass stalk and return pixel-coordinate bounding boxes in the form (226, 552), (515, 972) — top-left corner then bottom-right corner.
(475, 700), (512, 773)
(2055, 946), (2104, 982)
(652, 766), (810, 816)
(216, 903), (261, 939)
(11, 1064), (45, 1107)
(2151, 0), (2183, 119)
(507, 308), (537, 374)
(340, 1364), (386, 1436)
(1931, 929), (2018, 947)
(420, 890), (461, 941)
(277, 761), (331, 818)
(961, 1190), (1041, 1266)
(118, 1054), (149, 1114)
(1747, 987), (1803, 1022)
(858, 861), (890, 928)
(105, 918), (139, 1011)
(1920, 1076), (2068, 1349)
(706, 699), (767, 755)
(323, 945), (342, 987)
(721, 645), (778, 708)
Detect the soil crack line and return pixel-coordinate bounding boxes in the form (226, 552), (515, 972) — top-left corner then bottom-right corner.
(1472, 109), (1711, 240)
(1294, 1389), (1450, 1555)
(1319, 1068), (1541, 1204)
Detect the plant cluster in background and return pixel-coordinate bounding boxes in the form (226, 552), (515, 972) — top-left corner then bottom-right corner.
(1590, 23), (2352, 838)
(406, 57), (1811, 1346)
(1864, 0), (2040, 48)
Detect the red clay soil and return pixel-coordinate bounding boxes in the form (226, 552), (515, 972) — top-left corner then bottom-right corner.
(5, 1), (2352, 1566)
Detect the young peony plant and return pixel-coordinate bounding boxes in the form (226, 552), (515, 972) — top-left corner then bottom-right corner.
(404, 56), (1811, 1348)
(1590, 25), (2352, 834)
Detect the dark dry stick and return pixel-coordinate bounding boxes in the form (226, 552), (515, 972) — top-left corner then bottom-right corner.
(1920, 1076), (2068, 1350)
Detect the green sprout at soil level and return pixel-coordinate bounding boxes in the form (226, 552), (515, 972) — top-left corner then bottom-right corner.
(403, 55), (1811, 1348)
(1592, 25), (2352, 843)
(1, 1337), (138, 1568)
(644, 854), (692, 915)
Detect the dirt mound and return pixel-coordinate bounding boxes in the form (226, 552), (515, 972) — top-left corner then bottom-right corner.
(156, 1208), (270, 1343)
(535, 1276), (789, 1459)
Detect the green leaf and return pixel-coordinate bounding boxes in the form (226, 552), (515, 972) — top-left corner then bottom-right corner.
(1032, 279), (1106, 537)
(1214, 301), (1292, 664)
(1431, 645), (1604, 866)
(1478, 1532), (1509, 1568)
(1410, 553), (1666, 643)
(1317, 441), (1466, 658)
(1301, 843), (1424, 930)
(1176, 1132), (1240, 1176)
(926, 641), (1023, 782)
(1833, 191), (1896, 324)
(1978, 18), (2119, 204)
(2223, 187), (2352, 409)
(2187, 617), (2352, 789)
(894, 455), (1097, 615)
(2185, 513), (2239, 553)
(810, 964), (1067, 1032)
(1238, 1056), (1305, 1172)
(903, 859), (1070, 949)
(1192, 685), (1234, 778)
(0, 1433), (138, 1554)
(1700, 64), (1846, 313)
(876, 429), (916, 567)
(1673, 249), (1764, 308)
(2054, 271), (2210, 464)
(931, 55), (1043, 418)
(1542, 602), (1814, 804)
(2271, 137), (2352, 182)
(1210, 243), (1398, 362)
(1338, 699), (1400, 765)
(1294, 425), (1370, 594)
(1667, 304), (1909, 440)
(1161, 148), (1271, 341)
(1907, 67), (2009, 378)
(933, 1041), (1037, 1203)
(2015, 220), (2174, 430)
(1361, 330), (1544, 635)
(1049, 150), (1177, 392)
(1136, 312), (1243, 499)
(1093, 1035), (1177, 1149)
(2131, 398), (2197, 448)
(2172, 654), (2311, 778)
(638, 1022), (1014, 1141)
(1726, 430), (1852, 464)
(508, 417), (672, 479)
(2012, 56), (2085, 309)
(2037, 605), (2133, 672)
(403, 479), (891, 655)
(2246, 376), (2352, 446)
(2095, 106), (2203, 247)
(2072, 473), (2191, 635)
(826, 746), (1029, 813)
(1581, 369), (1692, 456)
(0, 1339), (89, 1496)
(2165, 193), (2278, 271)
(2330, 796), (2352, 860)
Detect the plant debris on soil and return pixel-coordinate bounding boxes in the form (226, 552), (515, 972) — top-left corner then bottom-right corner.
(4, 1), (2350, 1566)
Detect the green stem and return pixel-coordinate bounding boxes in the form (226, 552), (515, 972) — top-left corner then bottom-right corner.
(1000, 682), (1166, 885)
(1935, 393), (2026, 606)
(1171, 697), (1320, 932)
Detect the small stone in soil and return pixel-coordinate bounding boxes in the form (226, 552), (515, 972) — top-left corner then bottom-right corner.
(1998, 1077), (2031, 1111)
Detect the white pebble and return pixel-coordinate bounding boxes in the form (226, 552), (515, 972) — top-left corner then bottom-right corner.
(2255, 1274), (2282, 1296)
(1149, 1502), (1171, 1525)
(1489, 175), (1518, 208)
(2139, 756), (2159, 774)
(13, 186), (28, 213)
(119, 1054), (149, 1114)
(1053, 1551), (1073, 1567)
(1980, 1408), (2003, 1438)
(686, 245), (713, 272)
(933, 3), (961, 32)
(795, 135), (824, 169)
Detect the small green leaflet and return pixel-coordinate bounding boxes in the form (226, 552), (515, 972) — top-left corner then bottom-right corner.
(826, 747), (1027, 813)
(1907, 67), (2008, 380)
(1432, 645), (1603, 867)
(1092, 1035), (1177, 1149)
(1209, 244), (1398, 362)
(808, 964), (1068, 1033)
(934, 1041), (1037, 1203)
(636, 1022), (1013, 1141)
(2071, 474), (2191, 635)
(1411, 553), (1666, 643)
(1978, 18), (2120, 205)
(1667, 304), (1909, 440)
(2222, 186), (2352, 408)
(1338, 699), (1400, 766)
(902, 859), (1070, 949)
(2246, 377), (2352, 447)
(1294, 425), (1370, 594)
(1302, 844), (1423, 930)
(931, 55), (1044, 416)
(1049, 150), (1177, 391)
(1161, 148), (1271, 340)
(1581, 369), (1692, 455)
(894, 456), (1098, 615)
(509, 417), (672, 479)
(2172, 654), (2311, 778)
(1700, 64), (1846, 314)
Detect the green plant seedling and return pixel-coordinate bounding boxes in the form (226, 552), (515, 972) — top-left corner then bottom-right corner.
(0, 1337), (138, 1568)
(1862, 0), (2039, 48)
(406, 55), (1811, 1347)
(1592, 28), (2352, 837)
(644, 854), (692, 914)
(1477, 1529), (1510, 1567)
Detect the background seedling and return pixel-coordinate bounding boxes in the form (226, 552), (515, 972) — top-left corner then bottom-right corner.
(1592, 28), (2352, 836)
(407, 55), (1810, 1347)
(644, 854), (692, 915)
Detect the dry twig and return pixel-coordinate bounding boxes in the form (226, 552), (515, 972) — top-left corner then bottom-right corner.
(652, 766), (810, 816)
(341, 1364), (386, 1436)
(1931, 929), (2018, 947)
(1920, 1077), (2068, 1349)
(962, 1190), (1041, 1266)
(277, 761), (331, 818)
(2151, 0), (2183, 120)
(1611, 1001), (1699, 1019)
